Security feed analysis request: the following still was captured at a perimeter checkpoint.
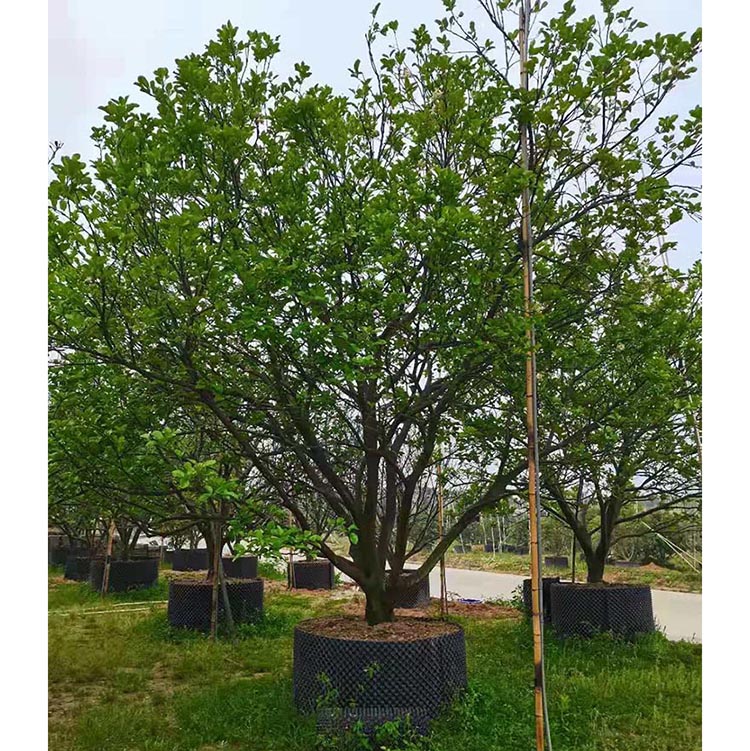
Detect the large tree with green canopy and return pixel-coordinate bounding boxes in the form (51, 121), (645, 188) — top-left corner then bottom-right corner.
(49, 1), (700, 623)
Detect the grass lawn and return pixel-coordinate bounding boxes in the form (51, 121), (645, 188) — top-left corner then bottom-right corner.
(431, 550), (702, 593)
(48, 566), (701, 751)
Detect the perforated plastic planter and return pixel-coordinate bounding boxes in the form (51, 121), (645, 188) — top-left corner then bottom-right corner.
(129, 545), (160, 559)
(48, 534), (66, 550)
(167, 578), (264, 630)
(49, 547), (85, 566)
(288, 559), (335, 590)
(549, 583), (655, 638)
(294, 618), (466, 735)
(164, 550), (174, 565)
(611, 560), (641, 568)
(49, 548), (70, 566)
(522, 577), (560, 622)
(221, 555), (258, 579)
(89, 558), (159, 592)
(544, 556), (569, 568)
(483, 542), (497, 553)
(391, 577), (430, 609)
(171, 548), (209, 571)
(64, 556), (91, 581)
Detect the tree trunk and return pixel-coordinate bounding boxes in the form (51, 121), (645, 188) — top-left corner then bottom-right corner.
(200, 523), (216, 581)
(585, 547), (606, 583)
(364, 588), (394, 626)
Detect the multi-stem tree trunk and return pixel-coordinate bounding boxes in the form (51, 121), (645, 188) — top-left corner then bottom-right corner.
(200, 522), (221, 582)
(571, 525), (610, 583)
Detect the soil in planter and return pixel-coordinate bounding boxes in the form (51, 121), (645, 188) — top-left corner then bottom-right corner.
(549, 582), (655, 638)
(297, 616), (458, 642)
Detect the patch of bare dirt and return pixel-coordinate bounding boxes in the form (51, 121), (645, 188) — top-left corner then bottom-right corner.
(48, 683), (104, 724)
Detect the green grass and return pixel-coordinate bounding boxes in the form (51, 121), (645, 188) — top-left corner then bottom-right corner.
(48, 567), (701, 751)
(431, 550), (702, 593)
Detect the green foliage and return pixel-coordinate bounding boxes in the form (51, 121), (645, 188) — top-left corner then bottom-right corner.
(232, 521), (323, 561)
(49, 1), (701, 620)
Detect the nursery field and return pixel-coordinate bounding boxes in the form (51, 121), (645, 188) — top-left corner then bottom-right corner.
(48, 567), (701, 751)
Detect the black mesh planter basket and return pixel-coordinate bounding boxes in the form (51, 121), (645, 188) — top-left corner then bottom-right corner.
(221, 556), (258, 579)
(89, 559), (159, 592)
(172, 549), (209, 571)
(391, 578), (431, 609)
(504, 544), (529, 555)
(164, 550), (174, 565)
(167, 579), (264, 630)
(522, 577), (560, 622)
(549, 583), (655, 638)
(48, 534), (67, 551)
(64, 556), (91, 581)
(293, 619), (466, 735)
(544, 556), (569, 568)
(288, 560), (335, 590)
(483, 542), (497, 553)
(49, 547), (85, 566)
(49, 548), (69, 566)
(610, 560), (641, 568)
(129, 545), (160, 559)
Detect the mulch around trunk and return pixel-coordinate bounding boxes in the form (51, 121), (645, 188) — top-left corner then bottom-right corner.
(336, 596), (521, 622)
(296, 615), (461, 642)
(164, 571), (249, 585)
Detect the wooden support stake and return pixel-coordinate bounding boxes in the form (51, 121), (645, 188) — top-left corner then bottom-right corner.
(210, 521), (221, 640)
(101, 519), (116, 597)
(519, 2), (551, 749)
(288, 509), (296, 590)
(436, 461), (448, 617)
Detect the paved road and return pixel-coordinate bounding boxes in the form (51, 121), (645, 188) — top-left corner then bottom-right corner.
(426, 566), (701, 643)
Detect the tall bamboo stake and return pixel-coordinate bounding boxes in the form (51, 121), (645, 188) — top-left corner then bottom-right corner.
(519, 2), (551, 749)
(101, 519), (116, 597)
(436, 461), (448, 617)
(288, 509), (296, 589)
(210, 520), (221, 640)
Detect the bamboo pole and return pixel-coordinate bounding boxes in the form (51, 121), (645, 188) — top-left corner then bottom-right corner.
(436, 461), (448, 617)
(519, 2), (551, 749)
(101, 519), (116, 597)
(288, 509), (296, 589)
(210, 521), (221, 640)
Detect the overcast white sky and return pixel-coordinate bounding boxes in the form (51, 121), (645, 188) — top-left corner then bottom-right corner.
(48, 0), (701, 268)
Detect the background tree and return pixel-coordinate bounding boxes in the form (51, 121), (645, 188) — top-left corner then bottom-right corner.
(537, 262), (701, 582)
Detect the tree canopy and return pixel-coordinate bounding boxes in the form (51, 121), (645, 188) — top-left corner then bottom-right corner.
(49, 0), (701, 623)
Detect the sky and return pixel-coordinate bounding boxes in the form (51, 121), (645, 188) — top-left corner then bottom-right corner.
(48, 0), (701, 268)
